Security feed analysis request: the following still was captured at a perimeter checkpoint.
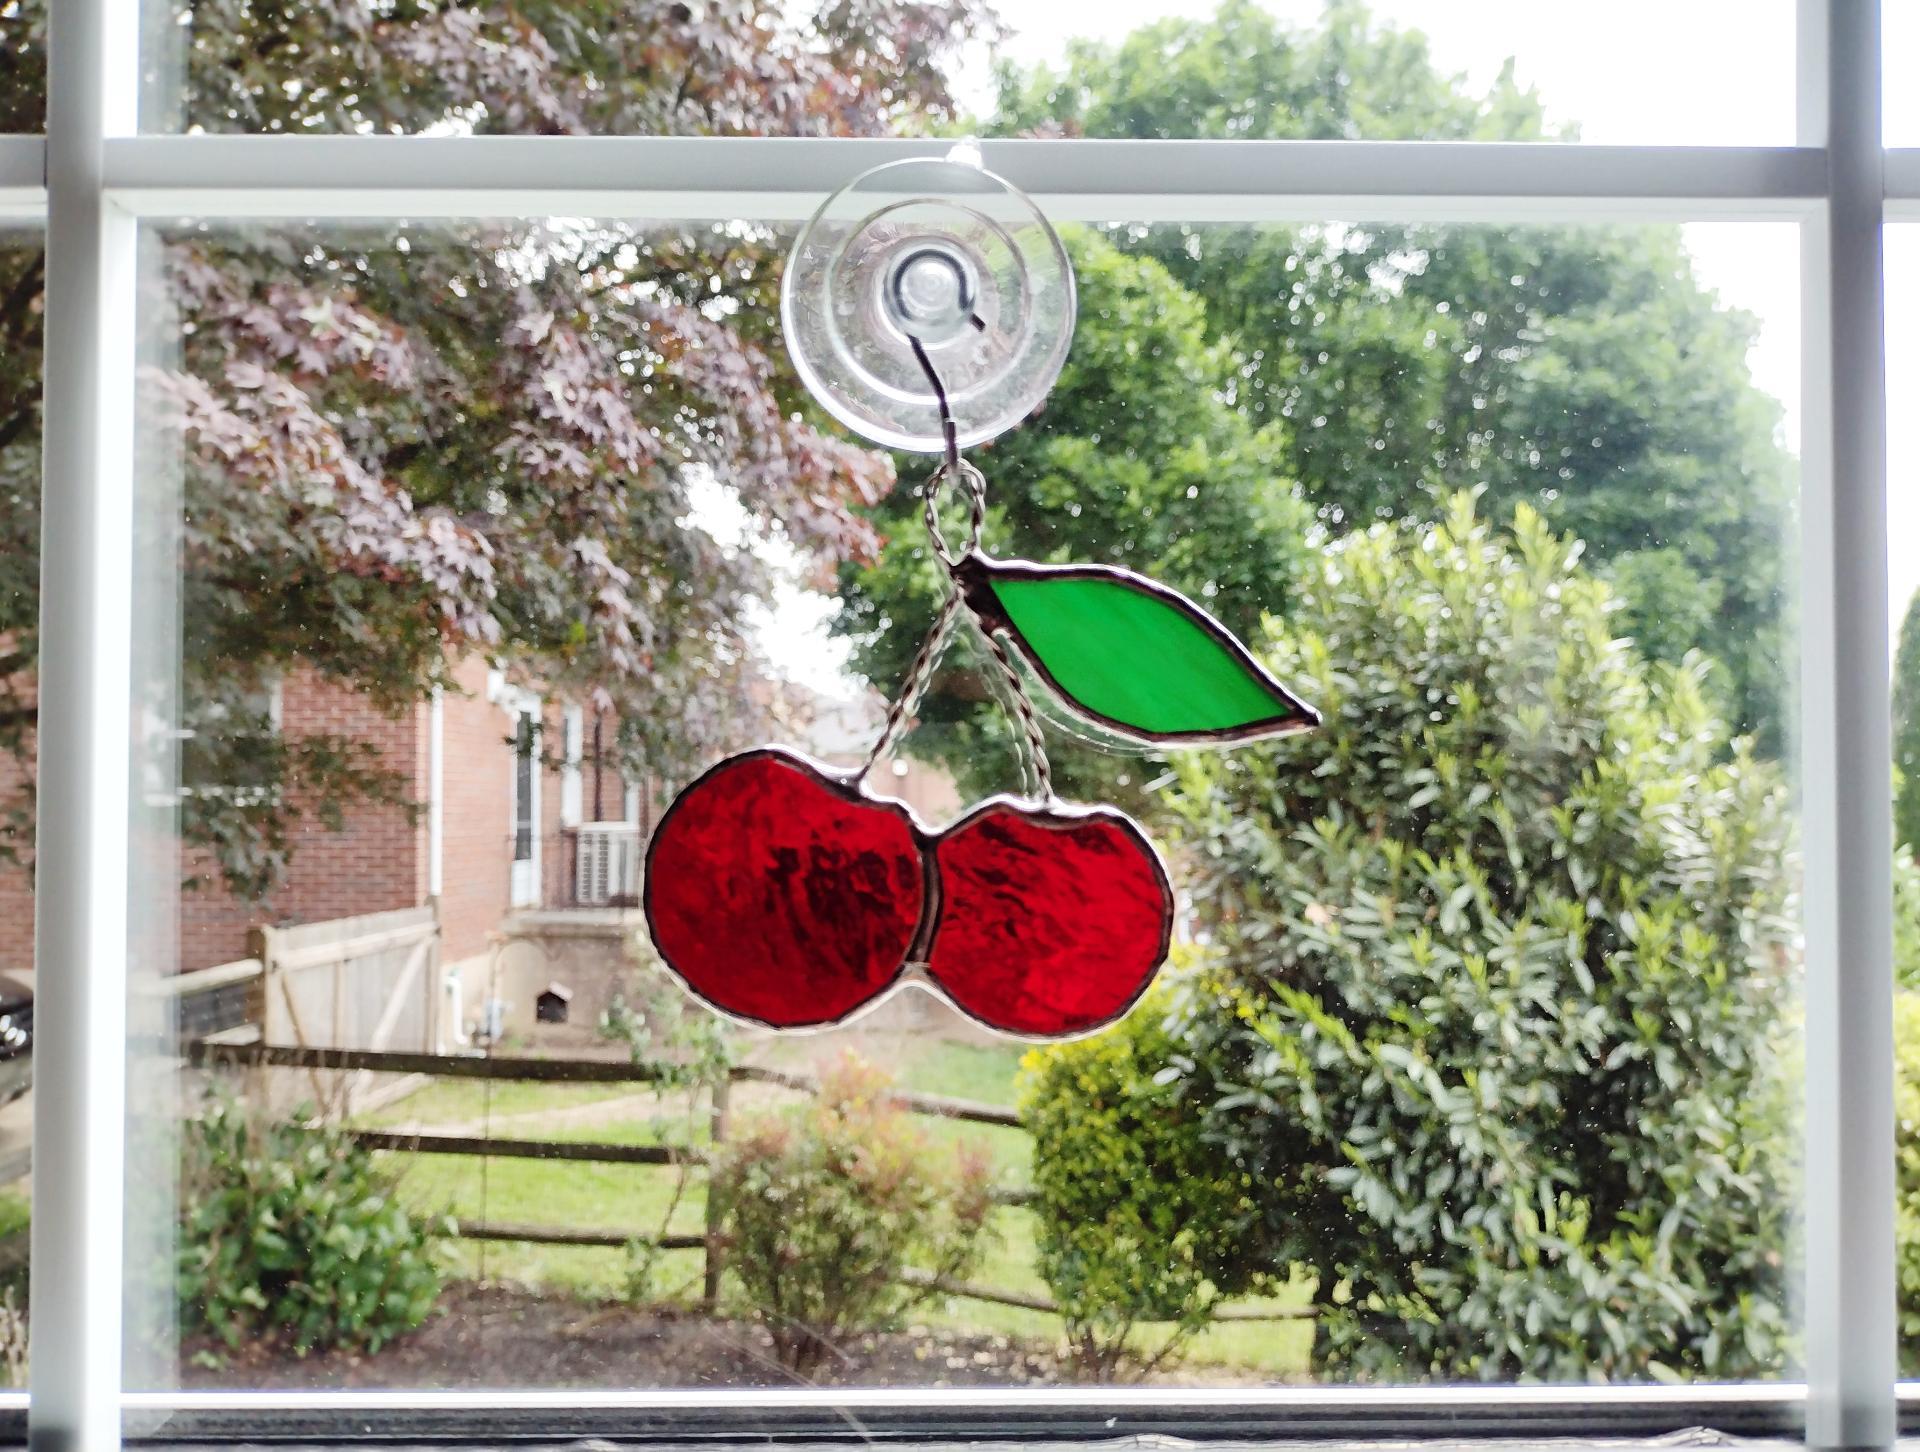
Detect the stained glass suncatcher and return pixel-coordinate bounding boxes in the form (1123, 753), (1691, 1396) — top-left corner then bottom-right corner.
(644, 748), (1173, 1038)
(645, 154), (1317, 1041)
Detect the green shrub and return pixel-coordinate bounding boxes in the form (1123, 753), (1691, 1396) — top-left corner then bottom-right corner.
(1020, 980), (1276, 1380)
(708, 1053), (991, 1374)
(1897, 847), (1920, 992)
(178, 1096), (447, 1355)
(600, 945), (735, 1089)
(1159, 493), (1799, 1381)
(1896, 995), (1920, 1375)
(1895, 588), (1920, 853)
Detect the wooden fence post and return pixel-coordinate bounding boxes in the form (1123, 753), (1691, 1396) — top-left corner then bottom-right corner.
(702, 1073), (731, 1310)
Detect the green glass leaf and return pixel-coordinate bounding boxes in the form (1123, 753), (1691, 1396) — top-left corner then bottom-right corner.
(954, 554), (1318, 745)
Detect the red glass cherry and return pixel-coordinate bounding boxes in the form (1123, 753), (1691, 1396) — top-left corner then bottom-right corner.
(925, 800), (1173, 1038)
(643, 749), (927, 1028)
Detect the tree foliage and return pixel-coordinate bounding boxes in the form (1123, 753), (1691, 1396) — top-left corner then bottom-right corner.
(1898, 847), (1920, 994)
(1898, 994), (1920, 1375)
(988, 0), (1795, 746)
(0, 0), (993, 895)
(3, 0), (991, 137)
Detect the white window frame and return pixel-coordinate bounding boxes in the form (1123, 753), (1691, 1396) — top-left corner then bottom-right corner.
(8, 1), (1906, 1447)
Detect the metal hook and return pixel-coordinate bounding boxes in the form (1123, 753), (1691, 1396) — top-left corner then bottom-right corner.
(908, 332), (963, 476)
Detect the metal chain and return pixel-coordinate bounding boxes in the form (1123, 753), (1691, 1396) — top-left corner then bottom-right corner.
(858, 457), (1054, 802)
(922, 458), (986, 567)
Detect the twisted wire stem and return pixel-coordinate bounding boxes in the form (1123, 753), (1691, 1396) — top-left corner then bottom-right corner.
(859, 588), (963, 784)
(978, 622), (1056, 804)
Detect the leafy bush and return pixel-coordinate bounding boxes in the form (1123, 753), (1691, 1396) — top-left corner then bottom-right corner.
(1896, 996), (1920, 1375)
(708, 1053), (992, 1374)
(1895, 587), (1920, 853)
(599, 953), (735, 1090)
(1020, 981), (1276, 1379)
(1897, 847), (1920, 992)
(0, 1289), (23, 1388)
(1156, 493), (1799, 1381)
(178, 1096), (447, 1355)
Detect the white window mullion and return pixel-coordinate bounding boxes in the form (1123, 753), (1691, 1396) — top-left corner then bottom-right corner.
(0, 135), (46, 221)
(31, 0), (139, 1446)
(1797, 3), (1897, 1449)
(95, 134), (1826, 225)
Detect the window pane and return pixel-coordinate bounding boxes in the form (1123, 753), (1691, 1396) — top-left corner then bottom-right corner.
(123, 207), (1807, 1393)
(142, 1), (1793, 145)
(0, 230), (40, 1389)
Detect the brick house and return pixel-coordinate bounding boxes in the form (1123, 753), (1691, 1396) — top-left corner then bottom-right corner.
(0, 654), (646, 1030)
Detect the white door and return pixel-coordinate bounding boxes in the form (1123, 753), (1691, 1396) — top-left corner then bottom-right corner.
(509, 706), (541, 908)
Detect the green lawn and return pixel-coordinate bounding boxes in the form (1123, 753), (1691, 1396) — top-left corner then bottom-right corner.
(355, 1031), (1315, 1379)
(365, 1080), (715, 1296)
(751, 1032), (1029, 1105)
(359, 1079), (653, 1129)
(375, 1146), (710, 1297)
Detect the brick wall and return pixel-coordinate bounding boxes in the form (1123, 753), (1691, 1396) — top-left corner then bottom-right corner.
(0, 656), (589, 978)
(177, 669), (427, 971)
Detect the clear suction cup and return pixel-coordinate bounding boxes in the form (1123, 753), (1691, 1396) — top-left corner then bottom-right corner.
(782, 146), (1076, 453)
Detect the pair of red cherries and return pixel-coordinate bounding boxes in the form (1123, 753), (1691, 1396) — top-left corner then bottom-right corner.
(643, 748), (1172, 1038)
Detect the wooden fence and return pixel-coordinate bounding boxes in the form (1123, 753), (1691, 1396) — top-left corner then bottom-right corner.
(160, 907), (440, 1117)
(186, 1040), (1309, 1325)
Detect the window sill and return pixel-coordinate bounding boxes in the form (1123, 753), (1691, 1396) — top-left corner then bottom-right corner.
(0, 1386), (1817, 1447)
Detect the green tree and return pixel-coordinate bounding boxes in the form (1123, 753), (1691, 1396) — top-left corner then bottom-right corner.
(990, 0), (1795, 747)
(838, 231), (1313, 805)
(1896, 587), (1920, 853)
(1137, 494), (1797, 1380)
